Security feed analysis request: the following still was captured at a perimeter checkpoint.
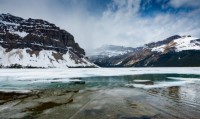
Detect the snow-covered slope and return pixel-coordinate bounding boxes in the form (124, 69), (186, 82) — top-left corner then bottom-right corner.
(0, 13), (96, 68)
(152, 36), (200, 52)
(0, 46), (94, 68)
(90, 45), (140, 57)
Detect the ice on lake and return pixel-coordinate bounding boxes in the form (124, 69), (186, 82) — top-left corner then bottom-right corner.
(0, 67), (200, 92)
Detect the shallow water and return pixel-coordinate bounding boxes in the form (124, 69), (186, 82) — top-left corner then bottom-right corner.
(0, 68), (200, 119)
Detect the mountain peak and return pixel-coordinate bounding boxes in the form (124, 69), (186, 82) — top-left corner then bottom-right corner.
(145, 35), (181, 48)
(0, 13), (24, 23)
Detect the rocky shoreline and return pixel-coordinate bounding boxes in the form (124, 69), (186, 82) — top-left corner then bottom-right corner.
(1, 85), (200, 119)
(0, 89), (79, 118)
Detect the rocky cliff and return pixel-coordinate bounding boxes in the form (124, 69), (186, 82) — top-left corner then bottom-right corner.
(0, 13), (95, 68)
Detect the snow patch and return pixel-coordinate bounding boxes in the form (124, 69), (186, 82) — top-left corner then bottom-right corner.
(0, 20), (20, 26)
(151, 36), (200, 52)
(11, 31), (28, 38)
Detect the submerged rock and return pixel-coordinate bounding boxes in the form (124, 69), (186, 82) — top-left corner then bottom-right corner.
(73, 80), (86, 84)
(133, 80), (154, 85)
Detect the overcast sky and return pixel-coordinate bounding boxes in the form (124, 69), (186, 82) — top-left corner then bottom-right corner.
(0, 0), (200, 54)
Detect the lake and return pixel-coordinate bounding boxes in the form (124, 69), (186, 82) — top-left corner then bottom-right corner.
(0, 68), (200, 119)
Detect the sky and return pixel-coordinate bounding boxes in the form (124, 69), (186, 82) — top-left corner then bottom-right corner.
(0, 0), (200, 54)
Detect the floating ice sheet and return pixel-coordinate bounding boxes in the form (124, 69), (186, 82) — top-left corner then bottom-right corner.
(0, 68), (200, 91)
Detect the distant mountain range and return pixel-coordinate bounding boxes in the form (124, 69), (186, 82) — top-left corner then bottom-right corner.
(0, 13), (96, 68)
(89, 35), (200, 67)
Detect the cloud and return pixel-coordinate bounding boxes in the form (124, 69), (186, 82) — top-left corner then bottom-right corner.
(169, 0), (200, 8)
(0, 0), (200, 55)
(87, 0), (200, 51)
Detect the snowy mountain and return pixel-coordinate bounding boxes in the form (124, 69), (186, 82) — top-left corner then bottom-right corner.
(89, 45), (143, 67)
(90, 45), (141, 57)
(89, 35), (200, 67)
(0, 13), (96, 68)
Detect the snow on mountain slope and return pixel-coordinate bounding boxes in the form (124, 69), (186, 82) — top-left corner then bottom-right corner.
(152, 36), (200, 52)
(0, 46), (94, 68)
(174, 36), (200, 51)
(11, 31), (28, 38)
(90, 45), (139, 57)
(95, 50), (132, 57)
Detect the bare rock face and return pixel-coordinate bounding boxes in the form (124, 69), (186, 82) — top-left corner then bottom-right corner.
(0, 13), (95, 68)
(145, 35), (182, 48)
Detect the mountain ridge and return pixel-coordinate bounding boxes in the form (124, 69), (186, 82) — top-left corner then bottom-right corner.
(89, 35), (200, 67)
